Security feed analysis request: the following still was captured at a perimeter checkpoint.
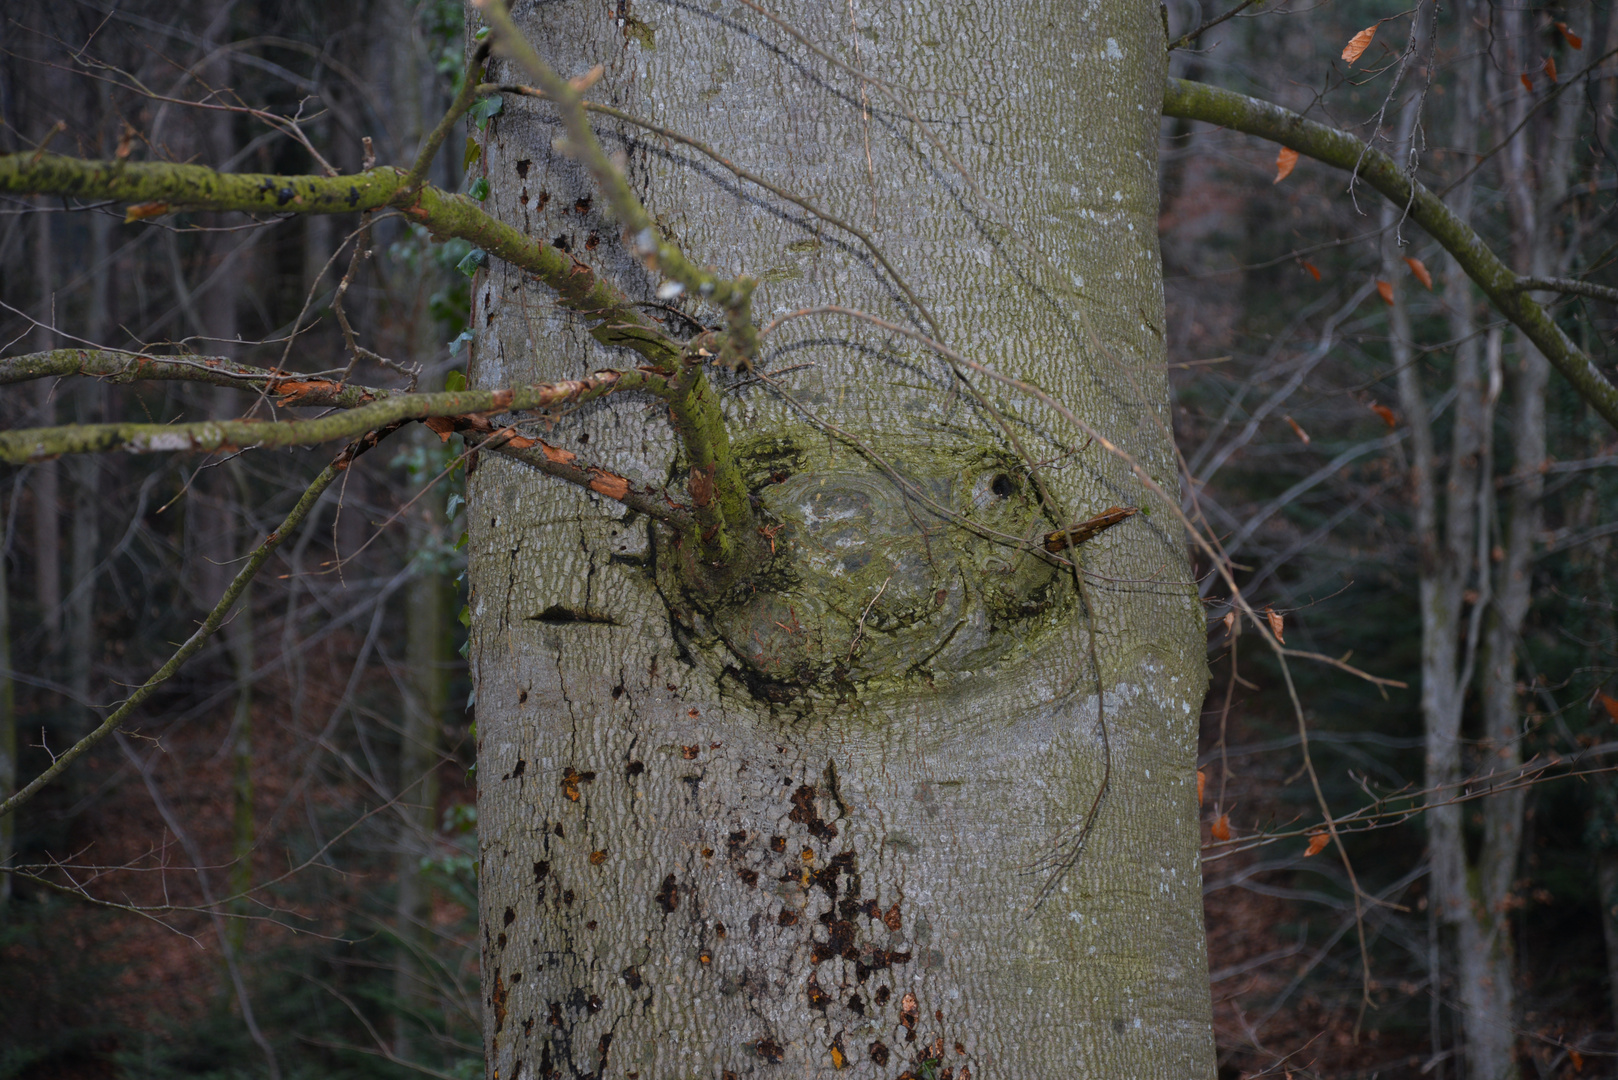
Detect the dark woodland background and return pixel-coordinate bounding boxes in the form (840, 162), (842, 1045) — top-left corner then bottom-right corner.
(1, 1), (1615, 1077)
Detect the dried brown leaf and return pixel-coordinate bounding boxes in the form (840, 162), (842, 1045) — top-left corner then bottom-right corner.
(1265, 605), (1285, 644)
(1342, 24), (1378, 64)
(124, 202), (169, 223)
(1274, 146), (1299, 183)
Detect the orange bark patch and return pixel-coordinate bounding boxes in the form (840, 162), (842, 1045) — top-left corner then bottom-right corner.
(589, 471), (630, 499)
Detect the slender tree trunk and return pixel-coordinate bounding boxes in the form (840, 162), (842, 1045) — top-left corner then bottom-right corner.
(390, 14), (451, 1058)
(226, 466), (256, 956)
(66, 209), (111, 739)
(1603, 853), (1618, 1040)
(1379, 5), (1516, 1075)
(1403, 6), (1519, 1075)
(31, 206), (61, 657)
(0, 494), (13, 908)
(468, 3), (1212, 1076)
(395, 455), (448, 1056)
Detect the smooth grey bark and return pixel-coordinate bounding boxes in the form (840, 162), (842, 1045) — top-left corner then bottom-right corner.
(466, 2), (1210, 1077)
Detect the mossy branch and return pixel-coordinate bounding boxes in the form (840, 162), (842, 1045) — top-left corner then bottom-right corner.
(0, 152), (682, 370)
(0, 371), (653, 464)
(1, 67), (766, 570)
(1162, 77), (1618, 431)
(0, 349), (390, 407)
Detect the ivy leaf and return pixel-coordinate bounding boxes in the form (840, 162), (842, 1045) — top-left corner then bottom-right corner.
(468, 176), (490, 201)
(463, 135), (482, 172)
(448, 329), (475, 356)
(454, 530), (470, 551)
(459, 604), (472, 628)
(445, 369), (468, 392)
(446, 493), (466, 520)
(456, 247), (486, 277)
(470, 96), (504, 131)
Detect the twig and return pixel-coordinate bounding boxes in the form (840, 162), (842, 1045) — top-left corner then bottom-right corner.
(403, 42), (492, 193)
(1168, 0), (1266, 52)
(0, 370), (655, 463)
(1510, 275), (1618, 304)
(0, 429), (395, 819)
(485, 83), (944, 338)
(1161, 77), (1618, 429)
(473, 0), (758, 367)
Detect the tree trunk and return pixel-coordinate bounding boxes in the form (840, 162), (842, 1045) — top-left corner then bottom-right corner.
(66, 207), (111, 739)
(395, 449), (449, 1057)
(0, 490), (13, 908)
(466, 3), (1212, 1077)
(390, 14), (453, 1056)
(31, 204), (61, 656)
(1393, 5), (1520, 1077)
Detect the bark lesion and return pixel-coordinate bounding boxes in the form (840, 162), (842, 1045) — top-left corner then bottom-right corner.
(658, 434), (1077, 703)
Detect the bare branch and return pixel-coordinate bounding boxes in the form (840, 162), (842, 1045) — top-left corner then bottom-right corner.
(0, 348), (388, 406)
(0, 431), (395, 820)
(0, 152), (684, 369)
(1161, 77), (1618, 430)
(1511, 275), (1618, 304)
(0, 370), (655, 463)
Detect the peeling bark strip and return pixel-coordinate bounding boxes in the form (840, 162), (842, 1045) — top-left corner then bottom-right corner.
(1044, 506), (1139, 553)
(471, 0), (1211, 1076)
(1161, 77), (1618, 430)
